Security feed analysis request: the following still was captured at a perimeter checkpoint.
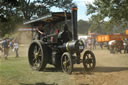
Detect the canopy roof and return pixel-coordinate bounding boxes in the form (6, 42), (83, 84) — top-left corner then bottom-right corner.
(24, 12), (71, 26)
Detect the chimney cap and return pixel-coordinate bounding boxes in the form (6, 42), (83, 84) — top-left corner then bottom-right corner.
(71, 6), (78, 10)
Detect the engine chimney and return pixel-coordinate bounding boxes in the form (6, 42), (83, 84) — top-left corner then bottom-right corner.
(71, 6), (78, 40)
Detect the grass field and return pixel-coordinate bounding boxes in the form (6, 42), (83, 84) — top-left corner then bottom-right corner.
(0, 46), (128, 85)
(0, 56), (74, 85)
(0, 56), (59, 85)
(0, 45), (67, 85)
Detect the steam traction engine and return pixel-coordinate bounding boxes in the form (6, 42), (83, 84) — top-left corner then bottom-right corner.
(24, 6), (96, 74)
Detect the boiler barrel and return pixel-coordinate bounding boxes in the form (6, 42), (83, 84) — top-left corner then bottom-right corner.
(65, 40), (84, 53)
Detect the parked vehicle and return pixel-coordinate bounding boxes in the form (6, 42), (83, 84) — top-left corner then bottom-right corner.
(96, 34), (128, 53)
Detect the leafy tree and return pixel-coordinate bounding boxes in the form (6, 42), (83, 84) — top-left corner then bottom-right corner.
(18, 0), (74, 20)
(87, 0), (128, 21)
(86, 0), (128, 34)
(0, 0), (73, 37)
(0, 0), (22, 36)
(78, 20), (90, 34)
(88, 14), (104, 33)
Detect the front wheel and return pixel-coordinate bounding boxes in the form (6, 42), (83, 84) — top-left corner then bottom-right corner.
(83, 50), (96, 72)
(61, 52), (73, 74)
(28, 40), (47, 71)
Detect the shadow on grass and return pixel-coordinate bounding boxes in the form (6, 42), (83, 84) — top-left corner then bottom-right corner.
(20, 82), (58, 85)
(34, 66), (128, 75)
(73, 66), (128, 74)
(79, 84), (90, 85)
(42, 67), (62, 72)
(94, 66), (128, 72)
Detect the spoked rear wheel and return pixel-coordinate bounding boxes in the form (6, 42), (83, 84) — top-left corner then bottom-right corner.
(83, 50), (96, 72)
(61, 52), (73, 74)
(28, 40), (47, 71)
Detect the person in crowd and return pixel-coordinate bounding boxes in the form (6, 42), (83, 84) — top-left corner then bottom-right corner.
(87, 37), (92, 50)
(9, 40), (13, 49)
(99, 42), (103, 49)
(84, 39), (88, 49)
(7, 39), (14, 56)
(108, 40), (116, 53)
(13, 40), (19, 57)
(92, 38), (96, 49)
(123, 38), (128, 53)
(0, 40), (3, 58)
(2, 38), (9, 59)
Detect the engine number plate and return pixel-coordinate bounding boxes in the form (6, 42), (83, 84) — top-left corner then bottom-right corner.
(79, 46), (83, 49)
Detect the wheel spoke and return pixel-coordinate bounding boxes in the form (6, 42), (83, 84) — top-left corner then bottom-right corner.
(66, 60), (70, 63)
(63, 56), (68, 70)
(37, 59), (41, 67)
(83, 51), (96, 72)
(34, 45), (38, 53)
(63, 61), (67, 71)
(89, 63), (92, 68)
(61, 52), (73, 74)
(33, 56), (41, 67)
(28, 41), (47, 71)
(87, 54), (89, 59)
(37, 48), (41, 55)
(33, 58), (36, 62)
(33, 59), (38, 67)
(64, 55), (66, 60)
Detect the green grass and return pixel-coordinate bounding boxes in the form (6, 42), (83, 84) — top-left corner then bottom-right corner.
(1, 49), (128, 85)
(0, 57), (31, 85)
(0, 56), (70, 85)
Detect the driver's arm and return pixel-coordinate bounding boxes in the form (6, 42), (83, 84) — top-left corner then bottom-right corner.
(37, 28), (44, 35)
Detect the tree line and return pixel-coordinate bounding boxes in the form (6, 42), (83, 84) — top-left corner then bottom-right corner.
(86, 0), (128, 34)
(0, 0), (74, 37)
(1, 0), (128, 37)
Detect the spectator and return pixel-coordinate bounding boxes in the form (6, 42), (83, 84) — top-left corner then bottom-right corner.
(99, 42), (103, 49)
(2, 38), (9, 59)
(123, 38), (128, 53)
(84, 39), (88, 49)
(92, 38), (96, 49)
(9, 40), (13, 49)
(13, 40), (19, 57)
(108, 40), (116, 53)
(0, 40), (3, 58)
(87, 37), (92, 50)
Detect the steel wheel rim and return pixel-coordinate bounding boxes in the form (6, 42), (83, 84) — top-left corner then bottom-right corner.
(83, 51), (96, 71)
(62, 55), (71, 72)
(61, 52), (73, 74)
(29, 43), (42, 69)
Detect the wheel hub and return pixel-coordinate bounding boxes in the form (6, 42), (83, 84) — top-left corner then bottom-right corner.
(86, 59), (93, 64)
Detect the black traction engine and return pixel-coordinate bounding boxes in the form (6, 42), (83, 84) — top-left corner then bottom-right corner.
(24, 6), (96, 74)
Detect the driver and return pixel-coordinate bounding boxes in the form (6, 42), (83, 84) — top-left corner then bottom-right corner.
(36, 24), (45, 39)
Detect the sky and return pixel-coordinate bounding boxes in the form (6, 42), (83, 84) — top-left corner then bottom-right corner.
(73, 0), (94, 21)
(51, 0), (94, 21)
